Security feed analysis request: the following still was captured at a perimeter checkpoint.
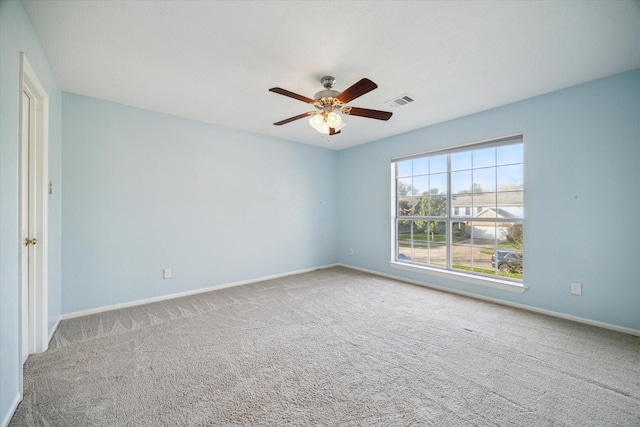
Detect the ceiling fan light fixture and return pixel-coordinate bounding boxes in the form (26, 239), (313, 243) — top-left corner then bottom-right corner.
(309, 112), (345, 135)
(309, 114), (323, 131)
(327, 112), (342, 127)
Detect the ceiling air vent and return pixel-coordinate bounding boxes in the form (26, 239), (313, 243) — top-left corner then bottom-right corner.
(386, 94), (415, 108)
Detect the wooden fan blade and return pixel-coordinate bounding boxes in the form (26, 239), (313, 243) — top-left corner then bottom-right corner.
(269, 87), (315, 104)
(336, 78), (378, 104)
(273, 112), (314, 126)
(346, 107), (393, 121)
(329, 128), (341, 136)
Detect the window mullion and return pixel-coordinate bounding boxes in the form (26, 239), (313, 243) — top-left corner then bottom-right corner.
(446, 153), (452, 270)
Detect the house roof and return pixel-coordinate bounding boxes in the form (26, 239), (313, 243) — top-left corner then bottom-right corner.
(451, 193), (523, 207)
(398, 193), (523, 207)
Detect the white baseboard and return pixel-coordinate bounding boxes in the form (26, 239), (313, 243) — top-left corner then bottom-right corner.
(48, 316), (61, 343)
(62, 264), (340, 320)
(1, 392), (21, 427)
(339, 263), (640, 337)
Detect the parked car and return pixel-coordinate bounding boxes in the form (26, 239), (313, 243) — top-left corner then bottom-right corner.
(491, 250), (523, 272)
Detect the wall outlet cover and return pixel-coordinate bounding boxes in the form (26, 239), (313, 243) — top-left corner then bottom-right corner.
(570, 282), (582, 295)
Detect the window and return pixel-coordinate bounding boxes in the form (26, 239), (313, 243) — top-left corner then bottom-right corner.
(393, 135), (523, 283)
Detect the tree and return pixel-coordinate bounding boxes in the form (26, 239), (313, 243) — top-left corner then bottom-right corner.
(414, 189), (447, 240)
(506, 224), (523, 249)
(502, 224), (523, 275)
(398, 199), (414, 217)
(458, 183), (483, 195)
(397, 181), (417, 196)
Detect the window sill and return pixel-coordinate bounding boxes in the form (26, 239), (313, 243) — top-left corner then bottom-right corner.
(389, 261), (527, 294)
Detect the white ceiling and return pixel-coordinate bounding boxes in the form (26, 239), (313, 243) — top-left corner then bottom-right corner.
(22, 0), (640, 150)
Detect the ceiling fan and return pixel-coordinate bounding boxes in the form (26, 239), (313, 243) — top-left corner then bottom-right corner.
(269, 76), (392, 136)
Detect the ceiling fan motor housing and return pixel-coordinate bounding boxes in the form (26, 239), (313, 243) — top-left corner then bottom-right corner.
(321, 76), (336, 89)
(313, 89), (340, 102)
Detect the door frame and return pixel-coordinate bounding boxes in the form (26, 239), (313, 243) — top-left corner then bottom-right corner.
(19, 53), (49, 366)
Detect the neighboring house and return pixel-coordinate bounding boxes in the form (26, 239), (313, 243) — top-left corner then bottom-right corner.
(397, 192), (523, 218)
(450, 192), (523, 219)
(398, 192), (522, 241)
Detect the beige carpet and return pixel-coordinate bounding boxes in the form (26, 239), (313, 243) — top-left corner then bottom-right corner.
(10, 267), (640, 426)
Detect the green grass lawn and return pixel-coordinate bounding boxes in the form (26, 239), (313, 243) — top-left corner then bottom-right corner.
(453, 264), (523, 280)
(398, 233), (446, 242)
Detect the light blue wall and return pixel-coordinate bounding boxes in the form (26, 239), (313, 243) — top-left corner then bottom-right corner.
(338, 69), (640, 331)
(1, 6), (638, 423)
(0, 0), (62, 425)
(61, 93), (338, 313)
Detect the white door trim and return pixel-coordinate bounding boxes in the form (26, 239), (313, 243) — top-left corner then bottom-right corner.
(19, 53), (49, 367)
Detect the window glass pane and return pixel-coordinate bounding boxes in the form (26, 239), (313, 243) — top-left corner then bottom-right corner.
(432, 196), (448, 217)
(413, 157), (429, 176)
(472, 231), (496, 275)
(429, 220), (447, 243)
(411, 221), (447, 267)
(472, 167), (496, 192)
(397, 220), (413, 261)
(397, 160), (412, 178)
(415, 195), (447, 217)
(397, 197), (415, 216)
(412, 220), (429, 240)
(497, 164), (523, 190)
(397, 177), (413, 196)
(452, 243), (472, 273)
(451, 194), (471, 217)
(397, 220), (412, 237)
(496, 223), (523, 280)
(411, 220), (429, 265)
(503, 223), (523, 248)
(497, 192), (523, 218)
(451, 170), (472, 194)
(430, 155), (447, 174)
(474, 193), (496, 216)
(452, 222), (466, 242)
(473, 147), (496, 168)
(413, 196), (428, 217)
(397, 246), (412, 262)
(497, 144), (523, 166)
(412, 250), (429, 265)
(494, 249), (523, 279)
(412, 175), (429, 196)
(429, 173), (447, 196)
(471, 222), (495, 246)
(429, 243), (447, 268)
(451, 151), (471, 171)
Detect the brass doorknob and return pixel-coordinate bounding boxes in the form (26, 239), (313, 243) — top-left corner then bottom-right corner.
(24, 238), (37, 246)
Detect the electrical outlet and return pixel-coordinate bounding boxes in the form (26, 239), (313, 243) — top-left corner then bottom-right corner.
(570, 282), (582, 295)
(349, 248), (354, 255)
(163, 268), (172, 279)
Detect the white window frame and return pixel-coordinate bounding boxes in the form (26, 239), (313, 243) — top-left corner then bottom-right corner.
(390, 134), (526, 294)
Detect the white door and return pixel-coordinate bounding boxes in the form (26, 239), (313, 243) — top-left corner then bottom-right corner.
(21, 86), (40, 363)
(20, 54), (49, 364)
(20, 89), (32, 363)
